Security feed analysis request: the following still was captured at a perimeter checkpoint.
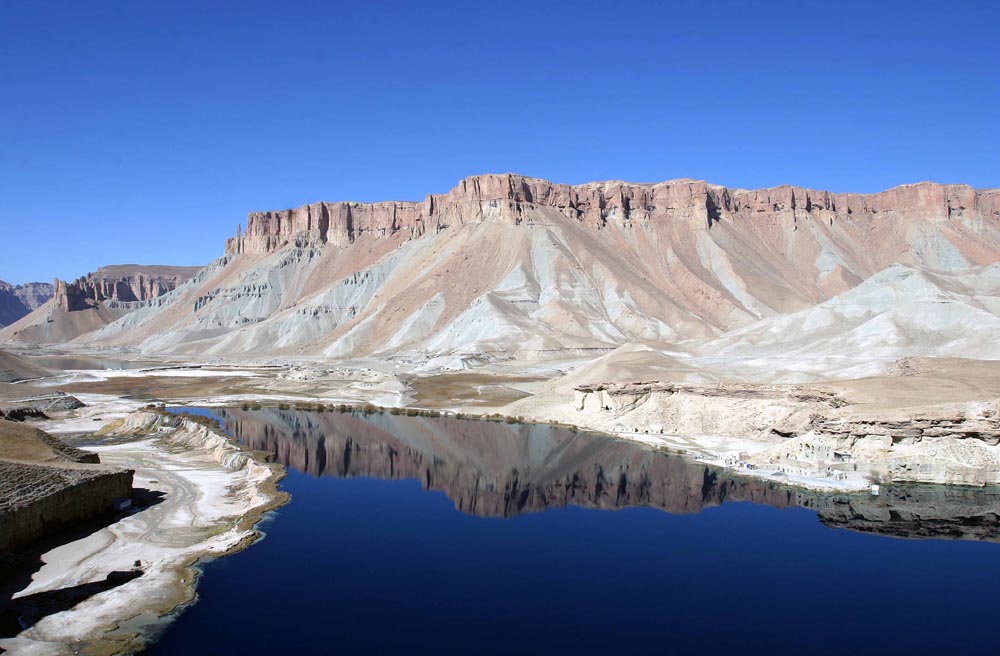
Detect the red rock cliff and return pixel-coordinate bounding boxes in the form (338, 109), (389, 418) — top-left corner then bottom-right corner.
(53, 265), (201, 312)
(226, 174), (1000, 255)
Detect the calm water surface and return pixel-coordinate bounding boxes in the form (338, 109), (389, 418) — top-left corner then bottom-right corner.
(151, 408), (1000, 655)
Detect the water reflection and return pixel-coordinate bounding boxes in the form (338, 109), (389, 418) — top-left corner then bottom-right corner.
(215, 407), (1000, 543)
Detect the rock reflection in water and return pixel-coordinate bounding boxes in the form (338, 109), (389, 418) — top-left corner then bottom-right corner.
(215, 407), (1000, 542)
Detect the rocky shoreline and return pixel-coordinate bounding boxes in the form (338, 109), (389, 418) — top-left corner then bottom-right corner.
(0, 407), (287, 655)
(4, 351), (1000, 653)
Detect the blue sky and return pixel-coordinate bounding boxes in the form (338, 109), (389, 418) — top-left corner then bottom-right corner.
(1, 0), (997, 283)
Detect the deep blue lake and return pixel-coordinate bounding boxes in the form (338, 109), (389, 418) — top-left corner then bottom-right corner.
(150, 407), (1000, 655)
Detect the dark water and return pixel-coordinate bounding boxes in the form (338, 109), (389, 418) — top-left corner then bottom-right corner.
(151, 408), (1000, 655)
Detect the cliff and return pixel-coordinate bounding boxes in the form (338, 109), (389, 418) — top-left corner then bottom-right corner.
(0, 264), (203, 345)
(0, 281), (53, 327)
(11, 173), (1000, 364)
(226, 173), (1000, 255)
(52, 265), (202, 312)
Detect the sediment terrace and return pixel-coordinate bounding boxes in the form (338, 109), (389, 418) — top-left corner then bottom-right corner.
(0, 420), (133, 554)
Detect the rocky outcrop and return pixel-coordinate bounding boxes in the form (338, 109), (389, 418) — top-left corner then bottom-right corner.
(566, 376), (1000, 487)
(0, 420), (133, 554)
(575, 381), (846, 415)
(810, 413), (1000, 447)
(98, 410), (281, 485)
(17, 173), (999, 362)
(0, 463), (133, 553)
(0, 381), (85, 417)
(0, 281), (53, 327)
(52, 265), (201, 312)
(226, 173), (1000, 255)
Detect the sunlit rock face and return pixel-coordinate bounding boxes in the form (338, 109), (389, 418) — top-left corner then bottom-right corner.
(0, 265), (200, 344)
(27, 174), (997, 361)
(52, 265), (201, 311)
(216, 408), (1000, 542)
(227, 174), (1000, 261)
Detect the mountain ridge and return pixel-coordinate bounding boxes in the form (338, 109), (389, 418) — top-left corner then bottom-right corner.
(227, 173), (1000, 257)
(4, 173), (1000, 375)
(0, 281), (53, 327)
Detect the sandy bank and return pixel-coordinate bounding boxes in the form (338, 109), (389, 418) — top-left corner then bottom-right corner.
(0, 410), (287, 655)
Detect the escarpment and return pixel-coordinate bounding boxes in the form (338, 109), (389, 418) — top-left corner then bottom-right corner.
(0, 264), (204, 345)
(53, 265), (202, 312)
(227, 173), (1000, 257)
(8, 173), (1000, 363)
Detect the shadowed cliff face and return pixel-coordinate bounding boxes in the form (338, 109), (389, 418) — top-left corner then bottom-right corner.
(215, 408), (1000, 542)
(0, 281), (53, 327)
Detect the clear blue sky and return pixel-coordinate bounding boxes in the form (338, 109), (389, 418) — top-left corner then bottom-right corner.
(2, 0), (997, 283)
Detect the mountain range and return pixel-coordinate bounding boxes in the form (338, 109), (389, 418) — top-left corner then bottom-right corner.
(3, 173), (999, 382)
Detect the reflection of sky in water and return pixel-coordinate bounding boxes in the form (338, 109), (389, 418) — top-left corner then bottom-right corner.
(150, 408), (1000, 655)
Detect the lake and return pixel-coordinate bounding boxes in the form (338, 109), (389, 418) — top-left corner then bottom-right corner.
(150, 407), (1000, 654)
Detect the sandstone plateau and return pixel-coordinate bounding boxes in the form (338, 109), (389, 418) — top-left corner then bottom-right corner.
(4, 173), (994, 366)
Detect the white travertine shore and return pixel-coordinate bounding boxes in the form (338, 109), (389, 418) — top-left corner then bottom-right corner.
(0, 405), (284, 656)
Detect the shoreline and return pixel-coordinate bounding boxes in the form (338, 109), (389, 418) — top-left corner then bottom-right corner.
(172, 397), (877, 493)
(3, 368), (998, 652)
(0, 406), (289, 656)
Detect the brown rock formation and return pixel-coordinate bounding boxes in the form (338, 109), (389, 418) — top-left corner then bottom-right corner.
(52, 265), (201, 312)
(11, 173), (999, 360)
(0, 264), (201, 344)
(226, 173), (1000, 256)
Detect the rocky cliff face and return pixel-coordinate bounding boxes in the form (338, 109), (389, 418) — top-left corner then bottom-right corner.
(52, 265), (201, 312)
(13, 173), (1000, 363)
(226, 173), (1000, 256)
(0, 282), (53, 327)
